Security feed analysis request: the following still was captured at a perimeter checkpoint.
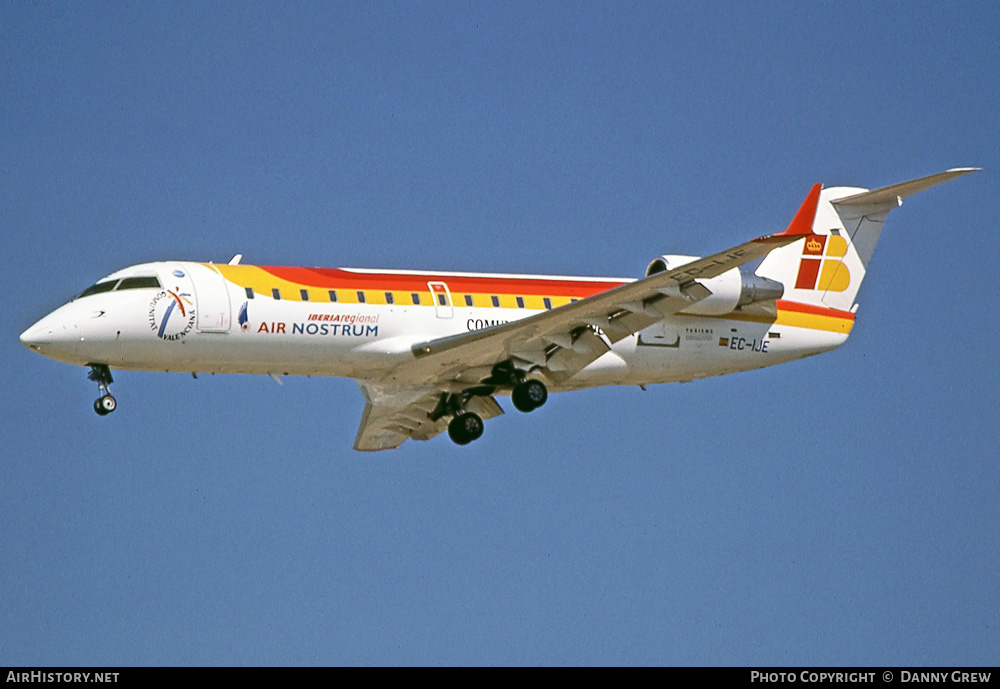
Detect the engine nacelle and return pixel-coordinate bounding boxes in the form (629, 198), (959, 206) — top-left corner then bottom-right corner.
(644, 254), (784, 316)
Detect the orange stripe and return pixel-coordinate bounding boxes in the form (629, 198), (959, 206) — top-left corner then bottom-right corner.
(776, 299), (855, 321)
(695, 299), (854, 335)
(242, 265), (627, 298)
(216, 264), (857, 334)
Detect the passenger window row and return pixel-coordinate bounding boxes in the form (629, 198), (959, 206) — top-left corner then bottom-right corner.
(246, 287), (563, 310)
(79, 278), (566, 311)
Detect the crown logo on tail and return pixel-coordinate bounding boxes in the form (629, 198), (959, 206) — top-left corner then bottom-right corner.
(795, 235), (851, 292)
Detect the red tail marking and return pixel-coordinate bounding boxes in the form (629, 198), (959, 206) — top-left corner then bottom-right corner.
(794, 258), (821, 290)
(777, 183), (822, 237)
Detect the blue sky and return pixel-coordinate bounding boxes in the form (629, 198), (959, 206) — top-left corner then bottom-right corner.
(2, 1), (997, 666)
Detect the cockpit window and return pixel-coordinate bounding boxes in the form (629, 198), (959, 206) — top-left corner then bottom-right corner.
(117, 276), (161, 291)
(77, 280), (119, 299)
(77, 275), (162, 299)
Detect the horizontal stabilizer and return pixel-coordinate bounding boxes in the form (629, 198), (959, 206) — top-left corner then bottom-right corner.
(832, 168), (980, 207)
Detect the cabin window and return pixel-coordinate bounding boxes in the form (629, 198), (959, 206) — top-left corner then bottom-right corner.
(78, 280), (119, 299)
(300, 289), (309, 301)
(464, 295), (473, 307)
(411, 293), (420, 305)
(272, 288), (281, 300)
(437, 293), (447, 306)
(516, 296), (525, 308)
(245, 287), (254, 299)
(116, 276), (161, 291)
(328, 290), (338, 302)
(357, 291), (366, 303)
(385, 292), (394, 304)
(544, 297), (552, 310)
(491, 295), (500, 307)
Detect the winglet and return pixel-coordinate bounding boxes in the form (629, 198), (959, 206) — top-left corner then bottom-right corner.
(776, 183), (823, 236)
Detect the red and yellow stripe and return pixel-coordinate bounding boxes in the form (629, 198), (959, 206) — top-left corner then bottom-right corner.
(212, 264), (854, 334)
(212, 264), (626, 309)
(774, 300), (854, 334)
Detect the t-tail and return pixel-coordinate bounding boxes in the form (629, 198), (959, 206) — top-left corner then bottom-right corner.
(756, 168), (979, 312)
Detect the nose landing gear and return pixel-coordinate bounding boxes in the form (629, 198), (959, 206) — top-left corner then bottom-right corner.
(88, 364), (116, 416)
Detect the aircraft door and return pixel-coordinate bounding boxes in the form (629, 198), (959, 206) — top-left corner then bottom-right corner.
(428, 282), (454, 319)
(187, 263), (232, 333)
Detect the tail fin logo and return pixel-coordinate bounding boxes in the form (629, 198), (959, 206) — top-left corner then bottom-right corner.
(794, 234), (850, 292)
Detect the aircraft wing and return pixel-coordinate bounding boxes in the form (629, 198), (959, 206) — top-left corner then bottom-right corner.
(354, 183), (821, 450)
(401, 184), (820, 379)
(354, 383), (504, 451)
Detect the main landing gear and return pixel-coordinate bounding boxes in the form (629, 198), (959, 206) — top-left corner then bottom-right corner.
(485, 362), (548, 415)
(448, 412), (484, 446)
(511, 379), (547, 413)
(88, 364), (116, 416)
(434, 373), (550, 447)
(430, 392), (485, 446)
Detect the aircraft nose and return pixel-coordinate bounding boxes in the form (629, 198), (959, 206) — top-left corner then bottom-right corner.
(20, 323), (45, 352)
(19, 310), (82, 358)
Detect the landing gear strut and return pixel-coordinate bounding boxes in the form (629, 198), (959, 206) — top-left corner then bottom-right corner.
(88, 364), (116, 416)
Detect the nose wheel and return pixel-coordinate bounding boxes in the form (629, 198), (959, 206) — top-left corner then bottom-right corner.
(93, 394), (117, 416)
(88, 364), (117, 416)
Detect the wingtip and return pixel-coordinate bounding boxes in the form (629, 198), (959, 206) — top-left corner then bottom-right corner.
(776, 183), (823, 237)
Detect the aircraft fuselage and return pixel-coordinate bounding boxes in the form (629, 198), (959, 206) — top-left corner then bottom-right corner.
(21, 260), (850, 392)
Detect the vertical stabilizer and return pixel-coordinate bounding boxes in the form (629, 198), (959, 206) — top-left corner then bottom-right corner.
(755, 169), (978, 312)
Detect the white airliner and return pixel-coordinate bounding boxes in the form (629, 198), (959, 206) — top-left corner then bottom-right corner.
(20, 169), (976, 450)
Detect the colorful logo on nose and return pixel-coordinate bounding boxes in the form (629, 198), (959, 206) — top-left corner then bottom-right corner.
(148, 289), (196, 341)
(795, 234), (850, 292)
